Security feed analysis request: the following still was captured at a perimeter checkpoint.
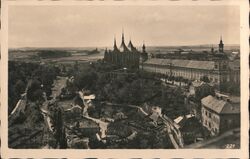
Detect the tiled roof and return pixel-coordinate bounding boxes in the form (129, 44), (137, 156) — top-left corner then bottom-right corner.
(144, 58), (215, 70)
(201, 95), (240, 114)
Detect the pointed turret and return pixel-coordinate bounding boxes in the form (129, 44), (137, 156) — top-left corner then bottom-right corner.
(128, 39), (137, 52)
(119, 30), (129, 52)
(122, 29), (125, 43)
(113, 37), (119, 52)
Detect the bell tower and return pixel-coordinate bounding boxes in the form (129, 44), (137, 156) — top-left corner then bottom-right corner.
(218, 36), (224, 53)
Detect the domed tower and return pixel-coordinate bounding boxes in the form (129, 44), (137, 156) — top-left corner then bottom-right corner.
(218, 36), (224, 53)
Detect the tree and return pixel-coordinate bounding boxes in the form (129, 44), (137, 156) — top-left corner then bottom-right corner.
(74, 71), (98, 90)
(74, 61), (79, 71)
(200, 76), (210, 83)
(14, 80), (26, 95)
(220, 81), (240, 96)
(27, 79), (43, 102)
(195, 84), (215, 101)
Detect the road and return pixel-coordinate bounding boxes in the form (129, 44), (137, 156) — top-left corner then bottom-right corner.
(51, 76), (68, 99)
(40, 76), (68, 133)
(9, 80), (32, 119)
(103, 102), (149, 116)
(82, 115), (109, 139)
(161, 115), (184, 148)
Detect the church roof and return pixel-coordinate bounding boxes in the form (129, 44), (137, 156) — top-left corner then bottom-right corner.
(128, 40), (137, 52)
(120, 41), (129, 52)
(113, 38), (119, 52)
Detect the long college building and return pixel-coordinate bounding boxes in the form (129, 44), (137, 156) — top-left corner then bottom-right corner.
(141, 38), (240, 85)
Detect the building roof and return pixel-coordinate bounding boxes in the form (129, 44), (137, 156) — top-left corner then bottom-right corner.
(84, 94), (95, 100)
(174, 116), (184, 124)
(79, 119), (99, 128)
(192, 80), (205, 87)
(192, 80), (214, 88)
(128, 40), (137, 52)
(120, 42), (129, 52)
(144, 58), (216, 70)
(201, 95), (240, 114)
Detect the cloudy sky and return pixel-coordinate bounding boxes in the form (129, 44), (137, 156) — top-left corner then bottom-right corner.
(9, 5), (240, 48)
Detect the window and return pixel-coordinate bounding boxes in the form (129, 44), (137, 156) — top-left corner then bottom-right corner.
(215, 128), (218, 134)
(209, 112), (211, 118)
(215, 64), (218, 69)
(208, 122), (211, 128)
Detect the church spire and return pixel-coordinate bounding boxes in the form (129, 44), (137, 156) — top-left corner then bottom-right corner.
(120, 28), (129, 52)
(122, 28), (125, 43)
(114, 36), (116, 46)
(113, 36), (118, 51)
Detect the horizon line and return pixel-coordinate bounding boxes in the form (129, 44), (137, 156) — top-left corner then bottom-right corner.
(9, 43), (240, 49)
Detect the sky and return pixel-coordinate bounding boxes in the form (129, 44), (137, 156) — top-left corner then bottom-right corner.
(9, 5), (240, 48)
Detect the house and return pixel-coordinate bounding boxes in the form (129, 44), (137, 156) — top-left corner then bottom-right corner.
(201, 95), (240, 136)
(149, 106), (162, 122)
(174, 114), (204, 145)
(76, 119), (100, 137)
(186, 81), (215, 119)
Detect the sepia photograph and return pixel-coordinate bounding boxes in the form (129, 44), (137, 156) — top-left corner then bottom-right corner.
(1, 0), (249, 158)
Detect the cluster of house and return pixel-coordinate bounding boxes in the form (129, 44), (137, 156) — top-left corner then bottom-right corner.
(61, 90), (101, 148)
(177, 80), (240, 140)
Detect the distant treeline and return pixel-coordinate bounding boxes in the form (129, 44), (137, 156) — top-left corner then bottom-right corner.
(38, 50), (72, 58)
(85, 48), (99, 55)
